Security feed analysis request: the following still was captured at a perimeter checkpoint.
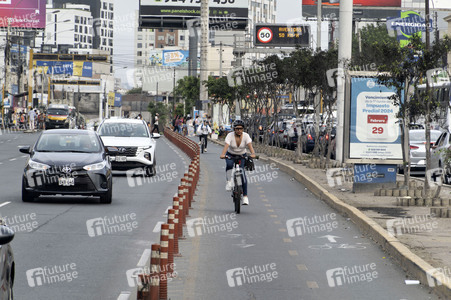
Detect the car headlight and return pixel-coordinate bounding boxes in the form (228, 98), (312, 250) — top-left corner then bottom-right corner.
(83, 161), (106, 171)
(28, 160), (50, 170)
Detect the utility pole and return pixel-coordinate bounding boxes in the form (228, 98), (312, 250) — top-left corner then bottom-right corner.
(335, 0), (353, 163)
(199, 0), (209, 114)
(317, 0), (322, 50)
(219, 42), (223, 77)
(2, 21), (10, 129)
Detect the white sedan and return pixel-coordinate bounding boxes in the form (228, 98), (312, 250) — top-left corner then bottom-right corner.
(97, 118), (160, 176)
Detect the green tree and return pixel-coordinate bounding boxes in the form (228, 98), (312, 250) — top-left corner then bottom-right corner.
(126, 87), (143, 94)
(174, 76), (200, 115)
(352, 23), (398, 67)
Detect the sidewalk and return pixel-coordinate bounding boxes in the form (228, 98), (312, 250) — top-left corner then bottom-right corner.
(210, 138), (451, 298)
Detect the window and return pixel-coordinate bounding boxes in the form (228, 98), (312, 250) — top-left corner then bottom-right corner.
(75, 16), (80, 23)
(138, 35), (143, 40)
(180, 35), (185, 41)
(85, 26), (87, 34)
(137, 59), (142, 65)
(137, 43), (142, 48)
(109, 39), (113, 46)
(74, 35), (79, 42)
(74, 25), (78, 32)
(103, 2), (107, 9)
(137, 51), (142, 56)
(109, 3), (114, 11)
(158, 29), (163, 32)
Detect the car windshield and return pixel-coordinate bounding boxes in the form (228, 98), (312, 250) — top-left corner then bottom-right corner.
(35, 133), (101, 152)
(47, 109), (68, 116)
(99, 122), (149, 137)
(410, 131), (441, 143)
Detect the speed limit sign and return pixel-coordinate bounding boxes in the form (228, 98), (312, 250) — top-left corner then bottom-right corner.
(257, 27), (273, 44)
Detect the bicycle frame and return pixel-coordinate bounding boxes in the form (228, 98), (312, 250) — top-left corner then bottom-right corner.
(226, 155), (245, 213)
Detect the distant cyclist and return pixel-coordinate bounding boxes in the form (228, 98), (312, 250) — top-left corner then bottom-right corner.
(198, 120), (212, 152)
(219, 120), (256, 205)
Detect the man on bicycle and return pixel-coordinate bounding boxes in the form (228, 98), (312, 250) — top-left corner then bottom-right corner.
(220, 120), (256, 205)
(198, 120), (212, 152)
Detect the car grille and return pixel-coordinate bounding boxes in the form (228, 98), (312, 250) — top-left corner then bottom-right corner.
(113, 147), (137, 157)
(30, 173), (96, 192)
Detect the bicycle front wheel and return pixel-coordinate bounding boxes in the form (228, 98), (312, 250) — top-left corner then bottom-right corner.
(234, 186), (242, 214)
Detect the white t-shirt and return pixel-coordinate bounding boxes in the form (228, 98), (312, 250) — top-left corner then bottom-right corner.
(225, 132), (252, 155)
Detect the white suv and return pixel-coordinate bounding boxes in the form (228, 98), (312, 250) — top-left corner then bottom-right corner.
(97, 118), (160, 176)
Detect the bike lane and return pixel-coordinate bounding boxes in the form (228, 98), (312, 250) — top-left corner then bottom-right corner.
(168, 140), (437, 300)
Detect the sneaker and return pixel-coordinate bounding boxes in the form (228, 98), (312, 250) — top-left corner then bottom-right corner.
(242, 196), (249, 205)
(225, 180), (233, 191)
(204, 149), (207, 152)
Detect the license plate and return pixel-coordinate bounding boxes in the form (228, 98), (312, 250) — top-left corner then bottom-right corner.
(116, 156), (127, 162)
(58, 177), (74, 186)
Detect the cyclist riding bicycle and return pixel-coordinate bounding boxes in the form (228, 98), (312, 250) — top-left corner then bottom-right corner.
(197, 120), (212, 152)
(220, 119), (256, 205)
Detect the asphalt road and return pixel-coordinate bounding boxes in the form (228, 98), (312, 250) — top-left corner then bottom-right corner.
(168, 139), (439, 300)
(0, 130), (190, 299)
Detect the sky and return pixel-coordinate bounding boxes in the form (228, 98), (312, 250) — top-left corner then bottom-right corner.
(113, 0), (301, 87)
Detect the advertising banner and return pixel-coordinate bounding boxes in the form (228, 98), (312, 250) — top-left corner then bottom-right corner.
(0, 0), (46, 29)
(140, 0), (248, 18)
(349, 77), (402, 160)
(114, 93), (122, 107)
(108, 92), (115, 106)
(34, 61), (93, 78)
(149, 50), (163, 66)
(387, 11), (432, 47)
(302, 0), (401, 7)
(162, 50), (189, 67)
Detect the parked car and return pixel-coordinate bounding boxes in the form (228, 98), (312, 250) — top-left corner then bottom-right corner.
(20, 129), (114, 203)
(401, 129), (442, 175)
(97, 118), (160, 176)
(0, 220), (14, 299)
(299, 124), (317, 153)
(430, 130), (451, 182)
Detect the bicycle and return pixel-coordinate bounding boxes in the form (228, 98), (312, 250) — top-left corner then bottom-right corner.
(223, 154), (258, 214)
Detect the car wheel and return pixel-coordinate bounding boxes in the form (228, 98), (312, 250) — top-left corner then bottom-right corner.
(22, 178), (35, 202)
(100, 181), (112, 204)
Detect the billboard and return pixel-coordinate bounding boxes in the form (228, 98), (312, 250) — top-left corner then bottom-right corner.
(302, 0), (401, 6)
(0, 0), (46, 29)
(387, 11), (432, 47)
(139, 0), (248, 29)
(34, 61), (93, 78)
(302, 0), (401, 19)
(163, 50), (189, 67)
(114, 93), (122, 107)
(347, 76), (402, 161)
(255, 25), (310, 47)
(149, 50), (163, 66)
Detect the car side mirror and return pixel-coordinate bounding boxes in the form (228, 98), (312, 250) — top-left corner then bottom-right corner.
(19, 146), (31, 154)
(0, 225), (14, 245)
(152, 133), (161, 139)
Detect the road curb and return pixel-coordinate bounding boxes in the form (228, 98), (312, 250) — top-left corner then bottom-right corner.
(209, 138), (451, 298)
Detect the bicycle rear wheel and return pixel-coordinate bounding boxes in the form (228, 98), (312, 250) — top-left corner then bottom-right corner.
(234, 186), (242, 214)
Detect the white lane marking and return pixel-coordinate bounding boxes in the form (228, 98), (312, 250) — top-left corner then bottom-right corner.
(21, 155), (27, 158)
(164, 206), (171, 215)
(319, 235), (341, 243)
(117, 292), (131, 300)
(0, 202), (11, 208)
(9, 158), (17, 161)
(137, 249), (151, 267)
(153, 221), (164, 233)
